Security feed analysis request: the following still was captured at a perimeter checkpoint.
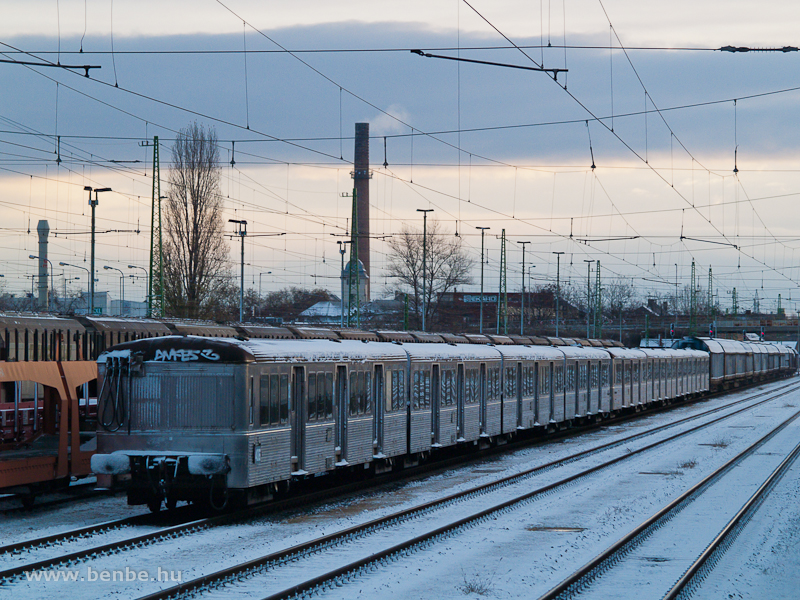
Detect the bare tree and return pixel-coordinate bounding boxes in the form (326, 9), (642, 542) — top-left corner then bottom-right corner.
(386, 219), (473, 329)
(602, 279), (640, 315)
(163, 123), (229, 318)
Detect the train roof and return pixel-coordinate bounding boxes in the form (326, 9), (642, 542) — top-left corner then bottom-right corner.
(401, 342), (501, 361)
(557, 346), (611, 359)
(0, 313), (86, 332)
(494, 345), (570, 360)
(603, 347), (648, 358)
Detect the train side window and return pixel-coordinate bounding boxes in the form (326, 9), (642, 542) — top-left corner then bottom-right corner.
(505, 367), (516, 397)
(422, 369), (431, 409)
(362, 371), (372, 414)
(279, 374), (289, 424)
(349, 372), (359, 416)
(399, 370), (407, 410)
(442, 370), (452, 407)
(324, 372), (333, 419)
(308, 374), (317, 422)
(540, 366), (550, 395)
(258, 375), (267, 426)
(267, 374), (279, 426)
(554, 365), (564, 392)
(579, 364), (587, 390)
(566, 365), (575, 392)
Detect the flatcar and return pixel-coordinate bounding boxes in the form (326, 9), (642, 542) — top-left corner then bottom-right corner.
(91, 335), (732, 511)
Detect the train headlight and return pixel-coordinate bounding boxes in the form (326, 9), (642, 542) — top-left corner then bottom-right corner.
(253, 442), (262, 463)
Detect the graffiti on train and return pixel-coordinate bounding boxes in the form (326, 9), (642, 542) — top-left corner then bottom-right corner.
(153, 348), (221, 362)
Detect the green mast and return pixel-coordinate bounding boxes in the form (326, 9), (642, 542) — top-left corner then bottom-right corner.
(149, 136), (164, 317)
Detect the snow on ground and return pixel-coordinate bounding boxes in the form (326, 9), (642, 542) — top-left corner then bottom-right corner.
(3, 379), (799, 599)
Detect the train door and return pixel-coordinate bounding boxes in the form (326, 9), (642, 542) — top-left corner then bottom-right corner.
(457, 364), (465, 440)
(431, 365), (441, 446)
(373, 364), (385, 457)
(291, 366), (306, 472)
(479, 363), (487, 435)
(335, 365), (348, 463)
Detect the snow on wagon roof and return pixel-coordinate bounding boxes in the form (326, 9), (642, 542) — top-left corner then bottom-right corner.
(239, 337), (408, 363)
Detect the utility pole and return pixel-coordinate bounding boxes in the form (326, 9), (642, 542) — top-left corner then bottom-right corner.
(518, 241), (530, 335)
(674, 263), (678, 317)
(476, 226), (490, 333)
(141, 137), (164, 317)
(497, 229), (507, 335)
(553, 251), (564, 337)
(337, 241), (349, 327)
(84, 186), (112, 316)
(584, 259), (594, 338)
(341, 189), (361, 328)
(594, 261), (602, 338)
(690, 259), (697, 335)
(708, 266), (713, 318)
(103, 266), (125, 315)
(228, 219), (247, 322)
(417, 208), (433, 332)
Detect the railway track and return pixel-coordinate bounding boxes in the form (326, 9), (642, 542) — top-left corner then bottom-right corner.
(0, 480), (109, 516)
(4, 378), (792, 562)
(538, 407), (800, 600)
(2, 380), (795, 592)
(108, 381), (797, 600)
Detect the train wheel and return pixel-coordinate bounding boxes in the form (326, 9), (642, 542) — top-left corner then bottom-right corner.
(147, 498), (162, 513)
(20, 494), (36, 509)
(165, 496), (177, 511)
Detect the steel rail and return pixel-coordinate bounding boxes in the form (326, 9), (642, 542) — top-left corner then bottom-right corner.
(538, 408), (800, 600)
(664, 439), (800, 599)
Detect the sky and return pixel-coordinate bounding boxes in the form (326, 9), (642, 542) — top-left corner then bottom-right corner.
(2, 1), (800, 315)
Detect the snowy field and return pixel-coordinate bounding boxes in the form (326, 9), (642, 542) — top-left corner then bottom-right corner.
(3, 378), (799, 599)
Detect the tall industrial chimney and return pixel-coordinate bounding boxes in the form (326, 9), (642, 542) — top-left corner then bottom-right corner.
(37, 219), (50, 310)
(352, 123), (371, 300)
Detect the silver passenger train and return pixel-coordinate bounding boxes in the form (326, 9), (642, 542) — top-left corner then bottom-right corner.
(91, 334), (795, 511)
